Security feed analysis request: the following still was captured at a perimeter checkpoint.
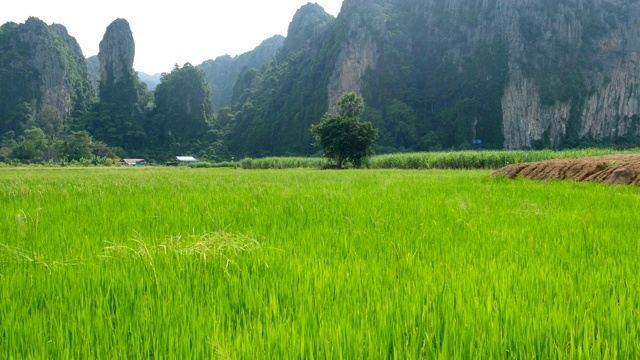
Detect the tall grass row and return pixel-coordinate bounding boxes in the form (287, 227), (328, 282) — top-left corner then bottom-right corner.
(239, 148), (640, 170)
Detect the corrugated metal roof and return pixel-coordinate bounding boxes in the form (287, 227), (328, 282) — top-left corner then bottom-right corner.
(123, 158), (146, 164)
(176, 156), (197, 162)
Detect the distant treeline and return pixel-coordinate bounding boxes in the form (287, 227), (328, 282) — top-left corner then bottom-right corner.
(3, 148), (638, 170)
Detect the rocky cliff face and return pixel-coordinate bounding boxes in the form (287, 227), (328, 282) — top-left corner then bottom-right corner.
(17, 19), (72, 118)
(501, 69), (573, 149)
(580, 36), (640, 141)
(86, 55), (100, 93)
(325, 0), (640, 149)
(497, 0), (640, 148)
(0, 17), (94, 134)
(98, 18), (135, 85)
(327, 0), (384, 114)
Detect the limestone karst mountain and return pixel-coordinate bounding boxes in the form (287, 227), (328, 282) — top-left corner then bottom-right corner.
(98, 18), (135, 86)
(0, 17), (94, 136)
(2, 1), (640, 160)
(227, 0), (640, 156)
(82, 18), (148, 149)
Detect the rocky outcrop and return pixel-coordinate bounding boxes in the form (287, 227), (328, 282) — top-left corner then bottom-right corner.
(98, 18), (135, 85)
(327, 0), (384, 114)
(581, 54), (640, 140)
(0, 17), (94, 134)
(17, 19), (72, 117)
(502, 67), (572, 149)
(91, 18), (146, 149)
(498, 0), (640, 148)
(280, 3), (335, 57)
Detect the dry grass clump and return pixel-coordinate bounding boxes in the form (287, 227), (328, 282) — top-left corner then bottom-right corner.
(101, 231), (260, 272)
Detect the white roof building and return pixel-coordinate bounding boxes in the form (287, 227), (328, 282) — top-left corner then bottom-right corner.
(176, 156), (197, 162)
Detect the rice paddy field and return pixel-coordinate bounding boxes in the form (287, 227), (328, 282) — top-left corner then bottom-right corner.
(1, 167), (639, 358)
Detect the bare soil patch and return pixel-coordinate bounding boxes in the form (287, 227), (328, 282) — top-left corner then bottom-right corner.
(490, 154), (640, 186)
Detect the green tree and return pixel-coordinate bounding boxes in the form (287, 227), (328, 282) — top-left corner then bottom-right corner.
(36, 104), (64, 136)
(337, 91), (365, 118)
(310, 92), (378, 169)
(148, 63), (215, 154)
(0, 131), (18, 162)
(12, 127), (48, 162)
(11, 102), (36, 132)
(81, 66), (149, 151)
(382, 99), (418, 149)
(60, 131), (93, 160)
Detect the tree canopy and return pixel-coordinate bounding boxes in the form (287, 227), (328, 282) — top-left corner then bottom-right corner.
(311, 92), (378, 169)
(147, 63), (215, 158)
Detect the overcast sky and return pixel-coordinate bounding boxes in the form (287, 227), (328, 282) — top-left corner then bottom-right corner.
(1, 0), (344, 74)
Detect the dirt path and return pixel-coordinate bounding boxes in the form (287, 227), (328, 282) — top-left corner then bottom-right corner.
(490, 154), (640, 185)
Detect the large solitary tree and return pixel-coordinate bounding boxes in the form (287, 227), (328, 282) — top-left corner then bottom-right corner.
(311, 92), (378, 169)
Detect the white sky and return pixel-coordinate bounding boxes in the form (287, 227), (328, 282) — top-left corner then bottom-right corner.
(1, 0), (344, 74)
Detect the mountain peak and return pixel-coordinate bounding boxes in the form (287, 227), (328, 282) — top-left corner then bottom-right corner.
(98, 18), (135, 84)
(280, 2), (335, 57)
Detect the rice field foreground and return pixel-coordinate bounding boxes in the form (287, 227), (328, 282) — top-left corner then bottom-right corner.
(1, 167), (639, 358)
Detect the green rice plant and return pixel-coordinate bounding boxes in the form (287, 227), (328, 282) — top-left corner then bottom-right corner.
(1, 167), (639, 357)
(187, 161), (239, 168)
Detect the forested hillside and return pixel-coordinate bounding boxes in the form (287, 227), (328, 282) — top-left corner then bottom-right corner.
(198, 35), (284, 109)
(2, 0), (640, 164)
(227, 3), (338, 156)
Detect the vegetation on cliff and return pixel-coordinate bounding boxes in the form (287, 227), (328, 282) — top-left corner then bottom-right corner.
(198, 35), (284, 109)
(0, 17), (95, 137)
(227, 3), (341, 157)
(145, 63), (215, 158)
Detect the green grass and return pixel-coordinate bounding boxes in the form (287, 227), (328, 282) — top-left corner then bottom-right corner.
(1, 167), (639, 358)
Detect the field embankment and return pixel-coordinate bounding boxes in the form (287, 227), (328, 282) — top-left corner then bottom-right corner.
(492, 154), (640, 185)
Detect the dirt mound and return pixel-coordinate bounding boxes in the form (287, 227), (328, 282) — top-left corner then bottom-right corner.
(490, 154), (640, 185)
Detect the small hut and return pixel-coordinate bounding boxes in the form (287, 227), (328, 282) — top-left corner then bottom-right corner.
(120, 158), (147, 166)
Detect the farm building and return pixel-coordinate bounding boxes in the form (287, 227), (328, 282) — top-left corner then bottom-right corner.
(119, 159), (147, 166)
(176, 156), (197, 163)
